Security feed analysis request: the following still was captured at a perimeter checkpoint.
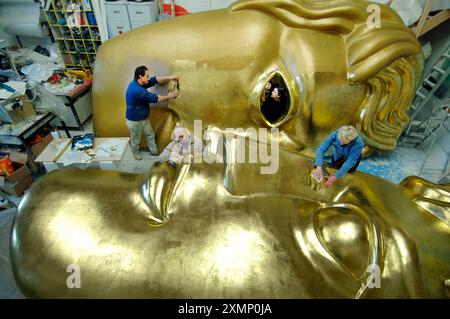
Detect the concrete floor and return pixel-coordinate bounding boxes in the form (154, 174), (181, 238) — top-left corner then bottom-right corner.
(359, 146), (434, 184)
(0, 119), (443, 298)
(0, 208), (24, 299)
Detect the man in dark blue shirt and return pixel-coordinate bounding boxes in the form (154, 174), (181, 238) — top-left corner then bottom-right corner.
(312, 125), (364, 188)
(126, 65), (178, 160)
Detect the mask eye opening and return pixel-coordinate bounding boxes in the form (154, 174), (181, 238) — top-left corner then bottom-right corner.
(259, 73), (291, 127)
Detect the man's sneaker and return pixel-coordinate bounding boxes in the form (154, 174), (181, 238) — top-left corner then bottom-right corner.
(150, 150), (159, 156)
(132, 152), (143, 161)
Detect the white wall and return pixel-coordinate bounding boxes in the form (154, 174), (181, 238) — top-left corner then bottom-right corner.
(161, 0), (235, 14)
(0, 0), (50, 48)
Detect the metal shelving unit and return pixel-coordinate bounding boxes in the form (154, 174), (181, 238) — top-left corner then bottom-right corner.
(400, 41), (450, 147)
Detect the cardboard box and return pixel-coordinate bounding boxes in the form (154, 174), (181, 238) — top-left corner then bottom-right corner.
(8, 151), (28, 165)
(0, 156), (32, 196)
(31, 134), (53, 157)
(8, 150), (39, 174)
(1, 162), (30, 184)
(5, 96), (36, 125)
(0, 174), (33, 196)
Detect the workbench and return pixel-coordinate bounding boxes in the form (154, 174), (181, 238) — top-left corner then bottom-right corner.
(0, 113), (56, 161)
(52, 80), (93, 131)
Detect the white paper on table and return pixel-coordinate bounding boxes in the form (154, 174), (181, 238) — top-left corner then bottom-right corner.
(97, 140), (128, 157)
(95, 149), (112, 158)
(60, 150), (92, 166)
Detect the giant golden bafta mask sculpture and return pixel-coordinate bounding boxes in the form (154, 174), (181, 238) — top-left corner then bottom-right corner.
(10, 0), (450, 298)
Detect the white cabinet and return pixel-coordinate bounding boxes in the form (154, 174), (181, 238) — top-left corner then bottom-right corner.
(105, 0), (158, 38)
(128, 2), (158, 24)
(105, 2), (129, 21)
(105, 1), (131, 38)
(130, 20), (149, 29)
(108, 19), (132, 36)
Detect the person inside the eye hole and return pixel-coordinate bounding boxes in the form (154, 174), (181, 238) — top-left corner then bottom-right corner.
(261, 82), (288, 123)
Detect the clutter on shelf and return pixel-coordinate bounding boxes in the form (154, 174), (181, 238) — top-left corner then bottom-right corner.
(0, 43), (88, 93)
(0, 43), (90, 126)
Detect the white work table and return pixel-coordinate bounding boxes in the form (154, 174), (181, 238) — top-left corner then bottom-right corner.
(0, 113), (56, 162)
(35, 137), (130, 171)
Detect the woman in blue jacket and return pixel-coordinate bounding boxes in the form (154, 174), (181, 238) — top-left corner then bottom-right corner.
(312, 125), (364, 188)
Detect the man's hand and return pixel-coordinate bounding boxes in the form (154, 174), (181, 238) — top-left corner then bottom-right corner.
(323, 175), (337, 188)
(311, 166), (323, 182)
(171, 75), (179, 81)
(168, 91), (178, 99)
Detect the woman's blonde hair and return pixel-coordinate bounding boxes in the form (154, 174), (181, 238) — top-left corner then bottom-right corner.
(338, 125), (358, 144)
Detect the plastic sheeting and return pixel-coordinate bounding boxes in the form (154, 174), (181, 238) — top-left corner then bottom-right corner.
(30, 83), (67, 120)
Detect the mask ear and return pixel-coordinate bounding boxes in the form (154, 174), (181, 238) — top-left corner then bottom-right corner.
(354, 55), (423, 151)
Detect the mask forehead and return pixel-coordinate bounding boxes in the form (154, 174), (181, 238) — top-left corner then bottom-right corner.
(278, 28), (365, 151)
(281, 29), (348, 76)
